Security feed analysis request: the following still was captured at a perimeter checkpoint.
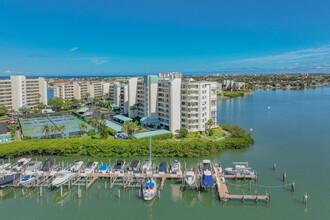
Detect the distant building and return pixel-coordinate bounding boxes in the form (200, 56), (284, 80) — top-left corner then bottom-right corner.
(223, 80), (245, 91)
(0, 75), (47, 111)
(53, 80), (105, 100)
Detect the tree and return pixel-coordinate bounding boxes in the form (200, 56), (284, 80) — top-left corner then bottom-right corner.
(79, 123), (88, 135)
(50, 125), (60, 139)
(122, 121), (138, 138)
(71, 97), (80, 105)
(0, 105), (9, 116)
(48, 97), (64, 111)
(8, 125), (17, 140)
(19, 107), (30, 113)
(62, 100), (73, 109)
(228, 125), (246, 138)
(37, 102), (47, 110)
(175, 128), (188, 138)
(206, 118), (214, 136)
(58, 125), (67, 138)
(41, 124), (51, 139)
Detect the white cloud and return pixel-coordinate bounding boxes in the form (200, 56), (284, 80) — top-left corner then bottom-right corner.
(217, 44), (330, 69)
(2, 70), (24, 74)
(70, 47), (79, 52)
(72, 57), (110, 65)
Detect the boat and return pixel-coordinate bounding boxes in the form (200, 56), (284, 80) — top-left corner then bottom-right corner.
(51, 170), (75, 187)
(41, 158), (57, 172)
(127, 160), (140, 173)
(142, 159), (152, 174)
(12, 158), (31, 172)
(170, 160), (182, 174)
(25, 161), (42, 172)
(224, 162), (255, 175)
(184, 170), (196, 186)
(202, 160), (214, 187)
(0, 174), (21, 187)
(158, 162), (167, 174)
(98, 164), (110, 174)
(70, 161), (84, 172)
(142, 134), (157, 201)
(113, 160), (125, 172)
(0, 163), (11, 171)
(83, 161), (99, 174)
(19, 175), (38, 186)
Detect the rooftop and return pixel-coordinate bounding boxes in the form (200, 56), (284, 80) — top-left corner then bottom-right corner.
(133, 129), (170, 139)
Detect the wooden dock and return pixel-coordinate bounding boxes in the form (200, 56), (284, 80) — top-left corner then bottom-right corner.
(214, 167), (269, 203)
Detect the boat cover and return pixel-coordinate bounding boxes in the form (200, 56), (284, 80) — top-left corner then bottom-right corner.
(99, 164), (110, 171)
(203, 174), (214, 187)
(158, 162), (167, 173)
(129, 160), (139, 168)
(86, 161), (94, 168)
(145, 178), (155, 188)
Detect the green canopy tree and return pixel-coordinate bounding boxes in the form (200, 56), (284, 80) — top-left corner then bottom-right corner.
(41, 124), (51, 139)
(37, 102), (47, 110)
(0, 105), (9, 116)
(122, 121), (138, 138)
(79, 123), (88, 135)
(8, 124), (17, 140)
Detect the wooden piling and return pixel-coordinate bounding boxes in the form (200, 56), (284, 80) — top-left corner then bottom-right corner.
(39, 187), (43, 197)
(78, 186), (81, 199)
(303, 192), (308, 205)
(283, 172), (286, 182)
(273, 162), (276, 171)
(118, 189), (120, 200)
(21, 188), (25, 197)
(60, 185), (63, 198)
(0, 189), (3, 198)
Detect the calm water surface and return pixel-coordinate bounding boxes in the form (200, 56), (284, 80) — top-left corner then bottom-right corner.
(1, 86), (329, 219)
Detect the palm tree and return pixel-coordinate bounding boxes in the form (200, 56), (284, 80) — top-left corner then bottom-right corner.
(122, 121), (138, 138)
(79, 123), (88, 135)
(41, 124), (51, 139)
(50, 125), (60, 139)
(59, 125), (67, 138)
(206, 118), (214, 136)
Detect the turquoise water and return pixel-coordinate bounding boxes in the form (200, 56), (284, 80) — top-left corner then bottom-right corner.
(1, 86), (329, 219)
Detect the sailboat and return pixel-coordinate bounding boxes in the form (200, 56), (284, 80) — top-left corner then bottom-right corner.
(142, 134), (157, 201)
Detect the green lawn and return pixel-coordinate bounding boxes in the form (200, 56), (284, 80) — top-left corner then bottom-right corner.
(209, 131), (226, 140)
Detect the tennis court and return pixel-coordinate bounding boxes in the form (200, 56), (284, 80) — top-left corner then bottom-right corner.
(19, 115), (95, 139)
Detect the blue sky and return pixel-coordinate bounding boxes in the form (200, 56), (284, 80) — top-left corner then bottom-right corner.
(0, 0), (329, 76)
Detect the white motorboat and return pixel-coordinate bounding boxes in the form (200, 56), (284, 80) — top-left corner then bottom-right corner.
(0, 163), (11, 171)
(19, 174), (38, 185)
(142, 159), (152, 174)
(12, 158), (31, 172)
(224, 162), (255, 175)
(184, 170), (196, 186)
(25, 161), (42, 172)
(83, 161), (99, 174)
(143, 134), (157, 201)
(170, 160), (182, 174)
(70, 161), (84, 173)
(51, 170), (75, 187)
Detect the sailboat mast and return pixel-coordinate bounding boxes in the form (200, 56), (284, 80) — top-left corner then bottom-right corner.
(150, 133), (153, 173)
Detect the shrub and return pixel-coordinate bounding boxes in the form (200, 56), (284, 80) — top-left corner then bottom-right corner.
(187, 131), (200, 138)
(208, 129), (215, 136)
(87, 131), (96, 136)
(228, 125), (246, 138)
(107, 128), (117, 136)
(147, 133), (173, 140)
(23, 136), (32, 140)
(176, 128), (188, 138)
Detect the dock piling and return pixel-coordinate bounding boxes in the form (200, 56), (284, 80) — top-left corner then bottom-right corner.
(291, 181), (295, 192)
(21, 188), (25, 197)
(60, 185), (63, 198)
(273, 162), (276, 171)
(0, 189), (3, 198)
(283, 172), (286, 182)
(118, 189), (120, 200)
(303, 192), (308, 205)
(78, 186), (81, 199)
(39, 187), (43, 197)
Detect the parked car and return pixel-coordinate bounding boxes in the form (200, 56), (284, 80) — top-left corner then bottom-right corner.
(114, 133), (128, 139)
(7, 119), (18, 125)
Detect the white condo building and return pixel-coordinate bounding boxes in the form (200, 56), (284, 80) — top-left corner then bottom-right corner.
(106, 73), (218, 133)
(53, 81), (105, 100)
(0, 75), (47, 111)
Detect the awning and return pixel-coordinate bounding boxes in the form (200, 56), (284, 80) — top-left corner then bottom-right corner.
(140, 117), (160, 125)
(18, 104), (31, 110)
(133, 129), (170, 139)
(110, 104), (119, 108)
(113, 115), (133, 122)
(77, 107), (89, 113)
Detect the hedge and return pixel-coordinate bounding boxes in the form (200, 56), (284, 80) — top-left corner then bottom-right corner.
(0, 134), (253, 158)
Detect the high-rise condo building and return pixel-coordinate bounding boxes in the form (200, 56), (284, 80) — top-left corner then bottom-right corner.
(0, 75), (47, 111)
(53, 81), (105, 100)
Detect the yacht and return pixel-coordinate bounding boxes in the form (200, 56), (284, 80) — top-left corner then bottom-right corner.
(158, 162), (167, 174)
(202, 160), (214, 187)
(98, 164), (111, 174)
(184, 170), (196, 186)
(51, 170), (75, 187)
(170, 160), (182, 174)
(83, 161), (99, 174)
(224, 162), (255, 175)
(0, 163), (11, 171)
(127, 160), (140, 173)
(70, 161), (84, 173)
(12, 158), (31, 172)
(142, 134), (157, 201)
(0, 174), (21, 188)
(142, 159), (152, 174)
